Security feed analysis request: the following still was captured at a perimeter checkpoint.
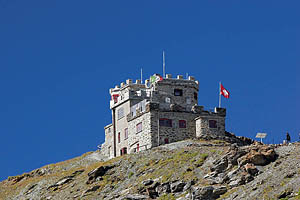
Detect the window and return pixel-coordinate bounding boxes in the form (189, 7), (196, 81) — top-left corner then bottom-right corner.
(164, 138), (169, 144)
(124, 128), (128, 140)
(112, 94), (119, 103)
(108, 128), (111, 133)
(194, 92), (198, 101)
(165, 97), (171, 103)
(137, 143), (140, 152)
(209, 120), (217, 128)
(120, 147), (127, 156)
(108, 146), (111, 157)
(186, 97), (191, 104)
(179, 120), (187, 128)
(159, 118), (172, 127)
(118, 132), (121, 143)
(174, 89), (183, 96)
(117, 107), (124, 120)
(136, 122), (142, 133)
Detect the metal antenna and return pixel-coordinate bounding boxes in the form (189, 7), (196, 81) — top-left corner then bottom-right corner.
(141, 68), (143, 84)
(163, 51), (165, 78)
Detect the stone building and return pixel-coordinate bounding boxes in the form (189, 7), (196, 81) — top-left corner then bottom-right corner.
(100, 74), (226, 158)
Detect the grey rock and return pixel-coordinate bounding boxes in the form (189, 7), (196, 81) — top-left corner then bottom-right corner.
(156, 183), (171, 195)
(192, 186), (214, 200)
(121, 194), (150, 200)
(211, 158), (228, 173)
(212, 186), (227, 198)
(87, 165), (114, 184)
(142, 179), (153, 186)
(170, 181), (186, 193)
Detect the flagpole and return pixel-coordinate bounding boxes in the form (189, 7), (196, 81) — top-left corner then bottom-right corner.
(163, 51), (165, 78)
(141, 68), (143, 84)
(219, 81), (221, 108)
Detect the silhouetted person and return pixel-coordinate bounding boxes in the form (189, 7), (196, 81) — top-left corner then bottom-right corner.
(286, 132), (291, 143)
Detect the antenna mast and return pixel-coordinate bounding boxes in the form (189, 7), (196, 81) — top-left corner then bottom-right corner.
(163, 51), (165, 78)
(141, 68), (143, 84)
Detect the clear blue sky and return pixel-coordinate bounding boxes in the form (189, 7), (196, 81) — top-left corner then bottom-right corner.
(0, 1), (299, 181)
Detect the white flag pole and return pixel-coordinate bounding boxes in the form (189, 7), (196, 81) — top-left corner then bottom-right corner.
(163, 51), (165, 78)
(141, 68), (143, 84)
(219, 81), (221, 108)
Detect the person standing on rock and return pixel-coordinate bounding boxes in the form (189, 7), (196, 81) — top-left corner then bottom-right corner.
(286, 132), (291, 144)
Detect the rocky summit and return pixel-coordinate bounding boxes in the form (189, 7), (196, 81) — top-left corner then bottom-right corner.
(1, 138), (300, 200)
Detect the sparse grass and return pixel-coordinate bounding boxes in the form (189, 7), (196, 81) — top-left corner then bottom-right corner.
(128, 171), (134, 178)
(158, 193), (176, 200)
(220, 188), (238, 199)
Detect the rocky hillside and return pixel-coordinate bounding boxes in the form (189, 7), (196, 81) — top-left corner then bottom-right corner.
(1, 139), (300, 200)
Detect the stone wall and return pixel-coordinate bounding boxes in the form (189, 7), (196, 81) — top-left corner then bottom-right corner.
(127, 112), (152, 153)
(195, 115), (225, 138)
(149, 110), (200, 147)
(151, 77), (199, 112)
(102, 124), (113, 158)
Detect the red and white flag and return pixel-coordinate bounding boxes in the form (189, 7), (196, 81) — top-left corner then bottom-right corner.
(220, 84), (230, 98)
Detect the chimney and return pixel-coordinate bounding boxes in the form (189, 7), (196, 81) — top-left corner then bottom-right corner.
(136, 79), (141, 84)
(120, 82), (125, 87)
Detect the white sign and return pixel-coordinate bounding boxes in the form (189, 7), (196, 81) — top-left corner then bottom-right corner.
(256, 133), (267, 138)
(256, 132), (267, 143)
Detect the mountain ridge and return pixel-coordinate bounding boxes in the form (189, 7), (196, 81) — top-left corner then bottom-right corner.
(1, 138), (300, 200)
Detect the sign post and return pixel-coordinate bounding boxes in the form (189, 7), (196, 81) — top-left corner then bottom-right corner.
(256, 133), (267, 143)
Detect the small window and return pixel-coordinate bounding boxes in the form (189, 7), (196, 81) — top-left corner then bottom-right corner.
(186, 97), (191, 104)
(136, 122), (142, 133)
(179, 120), (187, 128)
(174, 89), (183, 96)
(194, 92), (198, 101)
(159, 118), (172, 127)
(118, 132), (121, 143)
(165, 97), (171, 103)
(118, 107), (124, 120)
(124, 128), (128, 140)
(209, 120), (217, 128)
(164, 138), (169, 144)
(120, 147), (127, 156)
(137, 143), (140, 152)
(108, 128), (111, 133)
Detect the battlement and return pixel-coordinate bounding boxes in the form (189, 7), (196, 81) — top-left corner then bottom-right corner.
(109, 74), (200, 109)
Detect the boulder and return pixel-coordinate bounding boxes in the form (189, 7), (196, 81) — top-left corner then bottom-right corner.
(142, 179), (153, 186)
(170, 181), (186, 193)
(87, 165), (114, 184)
(210, 158), (228, 173)
(156, 183), (171, 195)
(244, 163), (258, 176)
(212, 186), (227, 198)
(192, 186), (214, 200)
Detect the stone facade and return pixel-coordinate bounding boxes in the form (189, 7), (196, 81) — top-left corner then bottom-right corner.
(100, 74), (227, 158)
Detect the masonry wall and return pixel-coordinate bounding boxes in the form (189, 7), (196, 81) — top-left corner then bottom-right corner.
(127, 112), (152, 153)
(151, 79), (199, 112)
(114, 101), (131, 157)
(195, 115), (225, 138)
(102, 124), (113, 158)
(150, 110), (199, 146)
